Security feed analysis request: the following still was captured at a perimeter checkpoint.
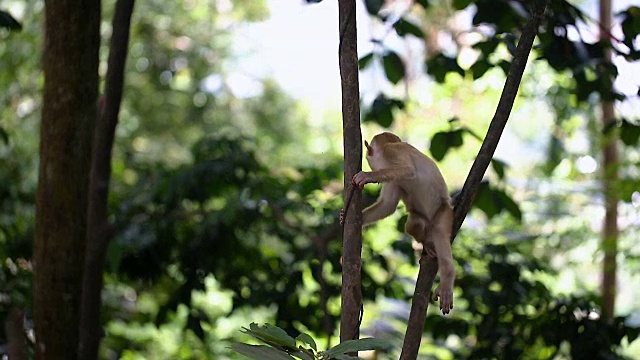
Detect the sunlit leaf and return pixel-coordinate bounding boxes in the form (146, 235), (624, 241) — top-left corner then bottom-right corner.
(296, 333), (317, 352)
(322, 338), (389, 357)
(231, 344), (295, 360)
(242, 323), (297, 348)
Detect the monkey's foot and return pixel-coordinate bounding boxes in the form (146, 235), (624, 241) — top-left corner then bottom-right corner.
(432, 285), (453, 315)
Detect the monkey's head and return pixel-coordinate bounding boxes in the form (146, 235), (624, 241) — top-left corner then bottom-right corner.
(365, 132), (401, 155)
(365, 132), (401, 169)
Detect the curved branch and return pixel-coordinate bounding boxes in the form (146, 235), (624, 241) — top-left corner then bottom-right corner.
(399, 1), (549, 358)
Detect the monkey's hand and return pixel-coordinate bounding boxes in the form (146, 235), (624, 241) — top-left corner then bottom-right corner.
(339, 208), (346, 225)
(352, 171), (373, 189)
(433, 284), (453, 315)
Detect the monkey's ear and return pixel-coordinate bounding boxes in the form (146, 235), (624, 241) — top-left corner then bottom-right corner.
(364, 140), (373, 155)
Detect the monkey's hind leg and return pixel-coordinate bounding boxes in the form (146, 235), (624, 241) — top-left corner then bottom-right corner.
(429, 204), (455, 314)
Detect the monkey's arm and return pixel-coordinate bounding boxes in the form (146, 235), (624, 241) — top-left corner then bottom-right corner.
(362, 185), (401, 225)
(352, 165), (416, 187)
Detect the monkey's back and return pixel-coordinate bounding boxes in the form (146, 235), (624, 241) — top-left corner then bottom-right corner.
(393, 142), (450, 221)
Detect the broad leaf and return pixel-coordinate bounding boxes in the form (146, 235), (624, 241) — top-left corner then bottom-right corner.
(296, 333), (317, 352)
(393, 18), (424, 38)
(491, 159), (507, 180)
(358, 53), (374, 70)
(620, 119), (640, 146)
(364, 94), (404, 127)
(322, 338), (389, 357)
(231, 344), (295, 360)
(242, 323), (297, 348)
(382, 51), (405, 84)
(0, 10), (21, 30)
(364, 0), (384, 15)
(426, 54), (464, 83)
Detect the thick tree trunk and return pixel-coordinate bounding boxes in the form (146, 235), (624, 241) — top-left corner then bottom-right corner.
(78, 1), (135, 359)
(599, 0), (618, 321)
(338, 0), (364, 344)
(34, 1), (101, 359)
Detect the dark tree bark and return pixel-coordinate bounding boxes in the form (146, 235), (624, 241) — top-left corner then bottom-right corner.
(5, 306), (26, 360)
(399, 1), (548, 358)
(34, 1), (101, 359)
(338, 0), (364, 344)
(78, 1), (136, 359)
(598, 0), (618, 321)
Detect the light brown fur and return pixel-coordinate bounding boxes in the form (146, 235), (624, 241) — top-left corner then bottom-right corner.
(351, 132), (455, 314)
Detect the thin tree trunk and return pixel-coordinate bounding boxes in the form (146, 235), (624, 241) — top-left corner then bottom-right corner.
(399, 1), (548, 358)
(338, 0), (364, 344)
(599, 0), (618, 321)
(78, 1), (135, 359)
(34, 1), (101, 359)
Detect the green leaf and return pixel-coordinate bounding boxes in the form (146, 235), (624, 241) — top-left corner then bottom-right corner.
(470, 59), (491, 80)
(430, 132), (448, 161)
(364, 0), (384, 15)
(0, 126), (8, 145)
(393, 18), (424, 38)
(495, 189), (522, 221)
(429, 130), (464, 161)
(364, 94), (404, 127)
(491, 159), (507, 180)
(242, 323), (297, 348)
(382, 51), (405, 84)
(426, 53), (465, 83)
(452, 0), (473, 10)
(296, 333), (317, 352)
(472, 38), (500, 56)
(449, 129), (463, 147)
(0, 10), (21, 30)
(358, 53), (374, 70)
(620, 119), (640, 146)
(415, 0), (430, 9)
(618, 178), (640, 203)
(322, 338), (389, 357)
(231, 344), (295, 360)
(473, 182), (498, 219)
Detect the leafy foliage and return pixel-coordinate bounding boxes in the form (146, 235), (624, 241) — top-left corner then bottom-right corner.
(426, 241), (640, 359)
(0, 9), (21, 30)
(233, 323), (390, 360)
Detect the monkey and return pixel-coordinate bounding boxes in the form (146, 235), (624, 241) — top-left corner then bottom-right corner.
(341, 132), (455, 314)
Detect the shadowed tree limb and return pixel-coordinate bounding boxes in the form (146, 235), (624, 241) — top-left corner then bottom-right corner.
(78, 1), (135, 359)
(399, 1), (549, 358)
